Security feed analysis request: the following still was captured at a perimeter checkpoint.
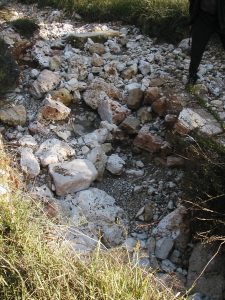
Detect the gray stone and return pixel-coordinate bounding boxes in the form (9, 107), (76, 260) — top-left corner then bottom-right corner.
(126, 83), (143, 110)
(35, 138), (75, 166)
(49, 159), (98, 196)
(106, 154), (125, 175)
(0, 105), (26, 126)
(30, 70), (61, 99)
(20, 147), (40, 178)
(155, 237), (174, 260)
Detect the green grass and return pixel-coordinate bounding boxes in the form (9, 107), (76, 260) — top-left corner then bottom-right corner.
(0, 146), (185, 300)
(18, 0), (189, 42)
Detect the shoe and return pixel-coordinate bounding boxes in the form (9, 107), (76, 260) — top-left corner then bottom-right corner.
(185, 74), (199, 91)
(187, 74), (199, 85)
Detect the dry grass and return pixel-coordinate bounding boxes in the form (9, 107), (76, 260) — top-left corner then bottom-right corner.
(0, 140), (185, 300)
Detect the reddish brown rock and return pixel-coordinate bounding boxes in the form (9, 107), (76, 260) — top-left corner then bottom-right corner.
(98, 98), (131, 125)
(41, 97), (71, 121)
(151, 97), (168, 116)
(144, 87), (160, 105)
(133, 125), (170, 153)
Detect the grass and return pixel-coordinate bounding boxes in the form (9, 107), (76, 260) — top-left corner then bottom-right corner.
(17, 0), (189, 42)
(0, 141), (184, 300)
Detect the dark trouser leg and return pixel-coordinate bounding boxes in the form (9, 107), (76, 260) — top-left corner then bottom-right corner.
(218, 32), (225, 50)
(189, 12), (215, 77)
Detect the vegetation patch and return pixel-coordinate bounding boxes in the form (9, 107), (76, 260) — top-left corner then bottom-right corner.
(18, 0), (189, 43)
(0, 143), (184, 300)
(10, 18), (39, 38)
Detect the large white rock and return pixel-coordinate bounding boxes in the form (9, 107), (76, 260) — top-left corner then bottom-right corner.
(35, 138), (75, 166)
(106, 154), (125, 175)
(83, 128), (109, 146)
(49, 159), (98, 196)
(30, 70), (61, 99)
(175, 108), (223, 136)
(20, 147), (40, 178)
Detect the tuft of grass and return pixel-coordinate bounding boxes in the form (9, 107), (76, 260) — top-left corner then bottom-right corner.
(10, 18), (39, 38)
(0, 142), (184, 300)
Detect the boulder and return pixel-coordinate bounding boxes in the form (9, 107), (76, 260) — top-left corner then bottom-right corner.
(98, 97), (131, 125)
(106, 154), (125, 175)
(41, 96), (71, 121)
(30, 69), (61, 99)
(20, 147), (40, 178)
(49, 159), (98, 196)
(126, 83), (143, 110)
(134, 125), (170, 153)
(35, 138), (75, 167)
(0, 105), (26, 126)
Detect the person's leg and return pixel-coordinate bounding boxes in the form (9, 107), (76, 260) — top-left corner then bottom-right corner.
(218, 32), (225, 50)
(189, 12), (215, 83)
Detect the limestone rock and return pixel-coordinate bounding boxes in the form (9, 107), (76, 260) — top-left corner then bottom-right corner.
(155, 237), (174, 260)
(0, 105), (26, 126)
(20, 147), (40, 178)
(126, 83), (143, 110)
(51, 88), (73, 106)
(36, 138), (75, 166)
(89, 43), (106, 55)
(187, 243), (225, 300)
(106, 154), (125, 175)
(41, 96), (71, 121)
(121, 64), (138, 79)
(30, 69), (61, 99)
(49, 159), (98, 196)
(91, 53), (104, 67)
(138, 60), (151, 75)
(18, 135), (37, 148)
(87, 146), (107, 181)
(175, 108), (223, 136)
(98, 97), (131, 125)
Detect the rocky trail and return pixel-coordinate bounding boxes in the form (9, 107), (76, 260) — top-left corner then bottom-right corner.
(1, 2), (225, 299)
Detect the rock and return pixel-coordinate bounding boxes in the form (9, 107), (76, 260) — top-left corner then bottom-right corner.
(51, 88), (73, 106)
(151, 97), (168, 116)
(155, 237), (174, 260)
(166, 156), (185, 167)
(123, 237), (137, 251)
(41, 96), (71, 121)
(35, 138), (75, 166)
(146, 237), (156, 255)
(65, 188), (126, 246)
(65, 31), (121, 48)
(154, 206), (190, 251)
(188, 293), (210, 300)
(89, 43), (106, 55)
(144, 87), (160, 105)
(87, 146), (107, 181)
(178, 38), (190, 51)
(126, 83), (143, 110)
(18, 135), (37, 148)
(20, 147), (40, 178)
(30, 69), (61, 99)
(98, 97), (131, 125)
(28, 121), (49, 135)
(49, 159), (98, 196)
(161, 259), (176, 273)
(137, 107), (152, 123)
(121, 64), (138, 80)
(83, 90), (108, 110)
(187, 243), (225, 300)
(83, 128), (109, 146)
(136, 201), (154, 222)
(175, 108), (223, 136)
(139, 60), (151, 75)
(119, 115), (140, 134)
(106, 154), (125, 175)
(91, 53), (104, 67)
(0, 38), (19, 94)
(0, 105), (26, 126)
(134, 125), (170, 153)
(32, 184), (54, 200)
(49, 55), (61, 71)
